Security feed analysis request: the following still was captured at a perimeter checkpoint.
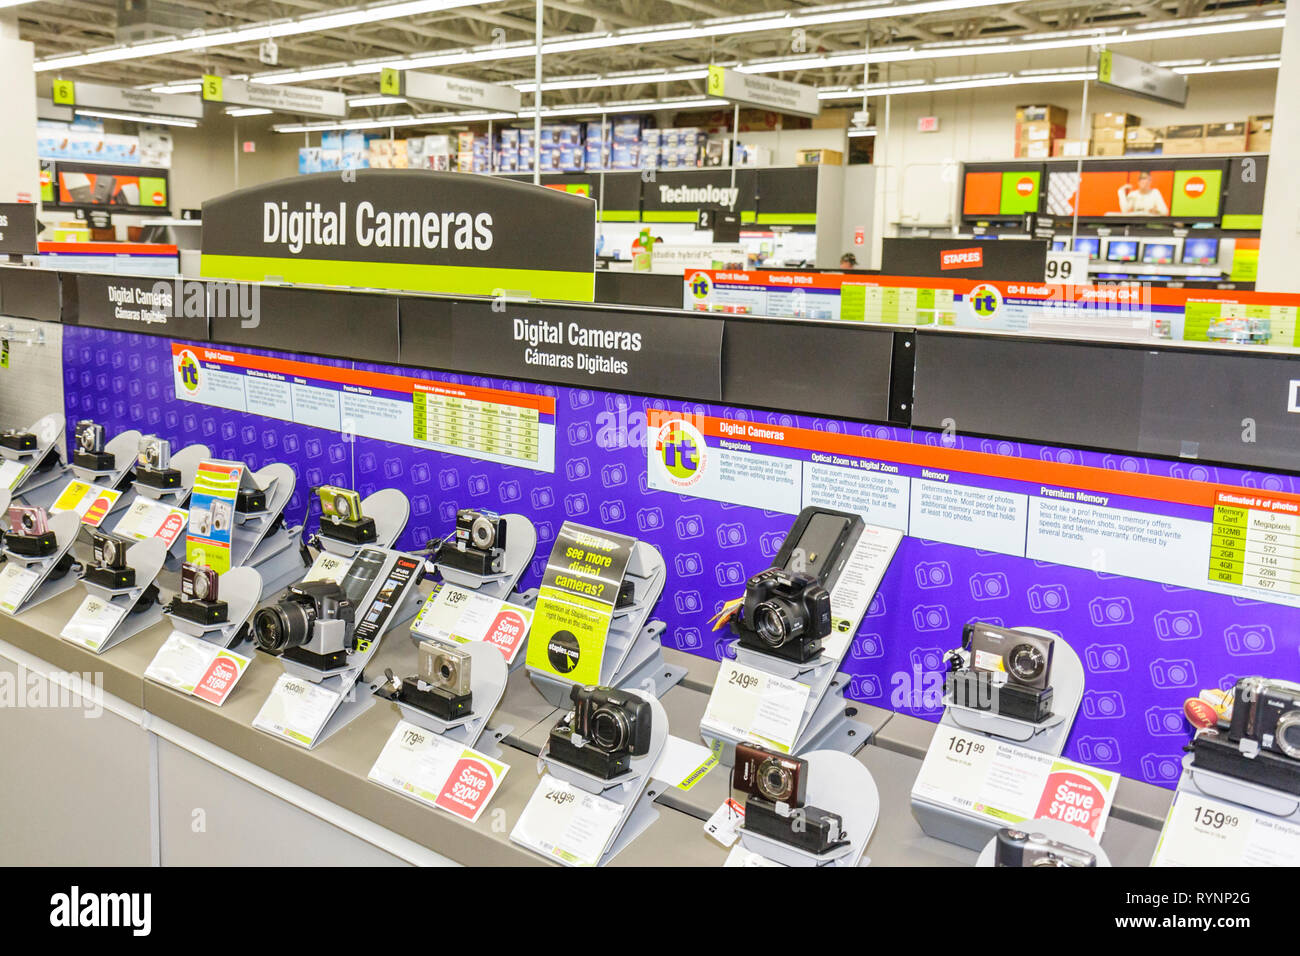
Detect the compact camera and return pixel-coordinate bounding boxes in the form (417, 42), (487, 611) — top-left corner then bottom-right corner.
(134, 435), (181, 489)
(84, 530), (135, 590)
(547, 684), (652, 779)
(733, 742), (807, 807)
(386, 640), (475, 720)
(994, 828), (1096, 867)
(252, 580), (356, 670)
(168, 562), (228, 625)
(733, 742), (847, 856)
(316, 485), (376, 545)
(946, 622), (1055, 723)
(73, 420), (115, 471)
(5, 505), (56, 557)
(732, 568), (832, 664)
(437, 508), (507, 577)
(1228, 676), (1300, 760)
(0, 428), (36, 452)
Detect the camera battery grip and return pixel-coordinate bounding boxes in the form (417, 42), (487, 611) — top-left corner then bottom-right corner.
(744, 796), (848, 856)
(0, 432), (36, 452)
(169, 596), (229, 627)
(236, 488), (266, 514)
(946, 671), (1053, 724)
(320, 516), (377, 546)
(436, 542), (501, 577)
(1192, 728), (1300, 795)
(399, 680), (472, 720)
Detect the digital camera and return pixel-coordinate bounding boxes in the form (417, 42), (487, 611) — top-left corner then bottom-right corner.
(437, 508), (507, 576)
(316, 485), (376, 544)
(252, 580), (356, 670)
(733, 742), (848, 856)
(733, 567), (832, 664)
(84, 530), (135, 590)
(384, 640), (475, 721)
(994, 828), (1096, 867)
(169, 562), (228, 625)
(946, 622), (1055, 723)
(5, 505), (56, 557)
(420, 640), (472, 697)
(0, 428), (36, 452)
(134, 435), (181, 489)
(73, 420), (114, 471)
(733, 742), (807, 807)
(1228, 676), (1300, 760)
(547, 684), (652, 779)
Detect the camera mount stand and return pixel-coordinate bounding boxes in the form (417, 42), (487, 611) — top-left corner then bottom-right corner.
(230, 463), (302, 599)
(165, 566), (264, 649)
(61, 538), (167, 654)
(529, 540), (685, 707)
(317, 488), (410, 557)
(372, 640), (510, 759)
(737, 750), (880, 867)
(131, 443), (210, 507)
(513, 691), (667, 866)
(1, 413), (68, 510)
(1178, 752), (1300, 822)
(68, 428), (142, 494)
(433, 512), (536, 597)
(0, 510), (83, 615)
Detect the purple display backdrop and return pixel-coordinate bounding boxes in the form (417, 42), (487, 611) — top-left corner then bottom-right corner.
(63, 325), (1300, 788)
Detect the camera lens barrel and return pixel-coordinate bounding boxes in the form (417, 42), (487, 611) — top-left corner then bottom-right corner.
(252, 599), (315, 652)
(588, 705), (629, 752)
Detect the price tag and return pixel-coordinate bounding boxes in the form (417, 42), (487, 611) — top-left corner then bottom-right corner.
(0, 459), (29, 491)
(704, 797), (745, 847)
(368, 719), (510, 823)
(412, 582), (535, 663)
(0, 563), (40, 614)
(114, 498), (188, 547)
(700, 660), (811, 753)
(49, 479), (122, 527)
(145, 631), (251, 705)
(912, 730), (1118, 840)
(1153, 791), (1300, 867)
(511, 773), (625, 866)
(724, 844), (784, 867)
(59, 595), (129, 651)
(1045, 250), (1089, 284)
(302, 550), (352, 584)
(252, 673), (342, 747)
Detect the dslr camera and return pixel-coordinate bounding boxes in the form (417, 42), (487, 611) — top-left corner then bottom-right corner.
(135, 435), (181, 489)
(733, 568), (832, 664)
(383, 640), (475, 721)
(946, 622), (1055, 723)
(547, 684), (652, 779)
(733, 742), (848, 856)
(437, 508), (507, 577)
(316, 485), (376, 545)
(252, 580), (356, 670)
(1228, 676), (1300, 760)
(84, 530), (135, 590)
(994, 828), (1096, 867)
(74, 420), (115, 472)
(5, 505), (56, 558)
(168, 561), (228, 625)
(0, 428), (36, 452)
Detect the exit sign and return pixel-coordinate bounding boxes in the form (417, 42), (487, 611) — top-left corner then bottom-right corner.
(917, 116), (940, 132)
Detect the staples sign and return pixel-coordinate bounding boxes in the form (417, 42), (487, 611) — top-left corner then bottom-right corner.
(940, 247), (984, 270)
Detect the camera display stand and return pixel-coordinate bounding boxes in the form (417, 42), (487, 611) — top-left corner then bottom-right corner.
(529, 541), (685, 707)
(231, 463), (302, 598)
(165, 566), (264, 649)
(317, 488), (410, 557)
(0, 510), (83, 614)
(2, 413), (68, 509)
(131, 443), (210, 506)
(372, 641), (510, 759)
(973, 818), (1111, 867)
(68, 538), (168, 654)
(738, 750), (880, 867)
(68, 428), (142, 495)
(1178, 754), (1300, 822)
(433, 512), (536, 599)
(517, 691), (668, 866)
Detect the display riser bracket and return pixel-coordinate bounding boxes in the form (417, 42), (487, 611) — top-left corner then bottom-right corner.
(165, 566), (263, 649)
(317, 487), (410, 559)
(4, 413), (69, 508)
(1, 510), (83, 616)
(67, 538), (168, 654)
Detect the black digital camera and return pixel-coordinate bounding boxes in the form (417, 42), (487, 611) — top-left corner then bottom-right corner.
(946, 622), (1055, 723)
(547, 684), (652, 779)
(1228, 676), (1300, 760)
(994, 828), (1096, 867)
(84, 530), (135, 590)
(73, 419), (115, 471)
(168, 562), (228, 625)
(252, 580), (356, 670)
(437, 508), (507, 577)
(733, 568), (832, 664)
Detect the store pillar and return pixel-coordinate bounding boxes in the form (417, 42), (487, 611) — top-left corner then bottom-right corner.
(0, 11), (38, 204)
(1257, 2), (1300, 292)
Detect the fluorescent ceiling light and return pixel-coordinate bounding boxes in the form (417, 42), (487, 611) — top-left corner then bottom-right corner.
(226, 107), (273, 116)
(35, 0), (495, 72)
(75, 108), (198, 128)
(1174, 59), (1281, 74)
(149, 83), (203, 94)
(847, 128), (877, 137)
(347, 94), (407, 107)
(514, 68), (711, 95)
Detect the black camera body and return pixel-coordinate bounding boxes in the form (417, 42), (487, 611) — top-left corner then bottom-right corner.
(0, 429), (36, 452)
(744, 797), (849, 856)
(1228, 676), (1300, 760)
(5, 505), (57, 558)
(547, 684), (652, 779)
(73, 420), (115, 472)
(252, 580), (356, 670)
(169, 562), (228, 625)
(84, 531), (135, 590)
(437, 509), (507, 577)
(733, 568), (832, 664)
(994, 828), (1096, 867)
(946, 623), (1055, 724)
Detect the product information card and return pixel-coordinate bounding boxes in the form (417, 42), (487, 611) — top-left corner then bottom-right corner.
(412, 581), (535, 664)
(0, 563), (39, 615)
(145, 631), (252, 705)
(252, 673), (344, 747)
(1152, 791), (1300, 867)
(59, 595), (128, 652)
(368, 719), (509, 823)
(510, 773), (626, 866)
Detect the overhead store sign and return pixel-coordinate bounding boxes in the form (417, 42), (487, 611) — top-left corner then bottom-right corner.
(51, 79), (203, 120)
(200, 169), (596, 302)
(381, 68), (522, 114)
(1097, 49), (1187, 107)
(706, 66), (820, 118)
(202, 75), (346, 119)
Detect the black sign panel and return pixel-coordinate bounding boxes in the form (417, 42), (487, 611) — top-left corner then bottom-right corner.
(641, 169), (757, 220)
(447, 300), (723, 399)
(882, 237), (1048, 282)
(70, 273), (209, 340)
(0, 266), (62, 322)
(1223, 156), (1268, 222)
(0, 204), (38, 255)
(755, 166), (818, 217)
(209, 285), (400, 364)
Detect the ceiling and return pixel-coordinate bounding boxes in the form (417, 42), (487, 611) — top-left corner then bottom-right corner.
(19, 0), (1287, 126)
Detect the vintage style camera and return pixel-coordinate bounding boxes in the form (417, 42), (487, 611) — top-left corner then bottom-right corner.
(0, 428), (36, 452)
(946, 622), (1055, 723)
(547, 684), (652, 779)
(733, 567), (832, 664)
(252, 580), (356, 670)
(5, 505), (57, 558)
(84, 530), (135, 590)
(733, 742), (847, 856)
(168, 561), (228, 625)
(1227, 676), (1300, 760)
(73, 419), (115, 471)
(733, 742), (807, 807)
(437, 508), (507, 576)
(316, 485), (376, 545)
(994, 828), (1097, 867)
(384, 640), (475, 720)
(134, 435), (181, 489)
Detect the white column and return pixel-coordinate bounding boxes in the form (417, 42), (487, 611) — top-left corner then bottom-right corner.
(1256, 2), (1300, 292)
(0, 11), (38, 203)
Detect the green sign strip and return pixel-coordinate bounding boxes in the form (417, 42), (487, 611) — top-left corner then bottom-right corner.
(200, 254), (595, 302)
(756, 212), (817, 224)
(642, 211), (702, 222)
(1221, 214), (1263, 230)
(599, 209), (640, 222)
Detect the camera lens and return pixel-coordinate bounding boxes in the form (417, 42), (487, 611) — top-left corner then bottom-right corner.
(754, 601), (799, 647)
(757, 757), (794, 802)
(332, 493), (351, 519)
(589, 705), (629, 752)
(252, 599), (315, 652)
(470, 515), (497, 550)
(1008, 643), (1046, 683)
(192, 570), (210, 601)
(101, 538), (119, 566)
(20, 512), (36, 533)
(1276, 711), (1300, 759)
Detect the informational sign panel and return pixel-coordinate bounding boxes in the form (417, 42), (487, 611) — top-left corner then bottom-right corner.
(1098, 48), (1188, 107)
(51, 79), (204, 120)
(0, 204), (38, 255)
(706, 66), (820, 118)
(381, 68), (522, 114)
(202, 75), (346, 118)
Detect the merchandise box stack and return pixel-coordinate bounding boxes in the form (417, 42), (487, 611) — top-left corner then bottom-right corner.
(424, 134), (452, 171)
(1204, 121), (1248, 154)
(584, 121), (610, 170)
(1124, 126), (1164, 155)
(554, 123), (584, 172)
(519, 128), (535, 172)
(795, 147), (842, 165)
(610, 120), (641, 170)
(640, 127), (661, 170)
(736, 142), (772, 166)
(497, 128), (519, 173)
(1248, 115), (1273, 152)
(456, 131), (475, 173)
(1091, 111), (1139, 156)
(321, 130), (343, 171)
(1052, 139), (1089, 157)
(1014, 104), (1068, 159)
(1164, 123), (1206, 155)
(538, 126), (557, 172)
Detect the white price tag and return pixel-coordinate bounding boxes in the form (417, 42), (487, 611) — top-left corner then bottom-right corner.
(704, 797), (745, 847)
(1153, 791), (1300, 867)
(302, 550), (352, 584)
(912, 730), (1119, 841)
(1045, 250), (1089, 284)
(252, 673), (342, 747)
(511, 773), (624, 866)
(59, 595), (129, 651)
(368, 719), (509, 823)
(411, 583), (535, 663)
(145, 631), (252, 705)
(724, 844), (785, 867)
(114, 498), (189, 548)
(700, 660), (811, 753)
(0, 563), (40, 614)
(0, 459), (29, 491)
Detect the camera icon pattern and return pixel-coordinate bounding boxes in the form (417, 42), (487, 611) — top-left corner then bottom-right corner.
(65, 329), (1300, 789)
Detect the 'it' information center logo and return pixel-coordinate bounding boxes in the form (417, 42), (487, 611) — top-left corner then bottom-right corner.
(176, 348), (202, 393)
(967, 283), (1002, 321)
(653, 418), (707, 488)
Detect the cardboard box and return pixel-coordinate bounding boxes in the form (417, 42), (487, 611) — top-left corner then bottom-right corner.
(1052, 138), (1089, 157)
(1124, 141), (1162, 155)
(1016, 121), (1067, 143)
(812, 107), (854, 130)
(1125, 126), (1164, 142)
(1162, 137), (1205, 155)
(1090, 141), (1125, 157)
(1165, 123), (1206, 140)
(1204, 121), (1247, 153)
(1092, 111), (1140, 129)
(1247, 130), (1271, 153)
(1016, 104), (1069, 126)
(795, 148), (842, 165)
(1092, 127), (1126, 145)
(1015, 141), (1052, 159)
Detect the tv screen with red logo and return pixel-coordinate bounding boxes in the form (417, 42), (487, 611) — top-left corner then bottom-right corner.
(47, 161), (170, 214)
(962, 168), (1042, 217)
